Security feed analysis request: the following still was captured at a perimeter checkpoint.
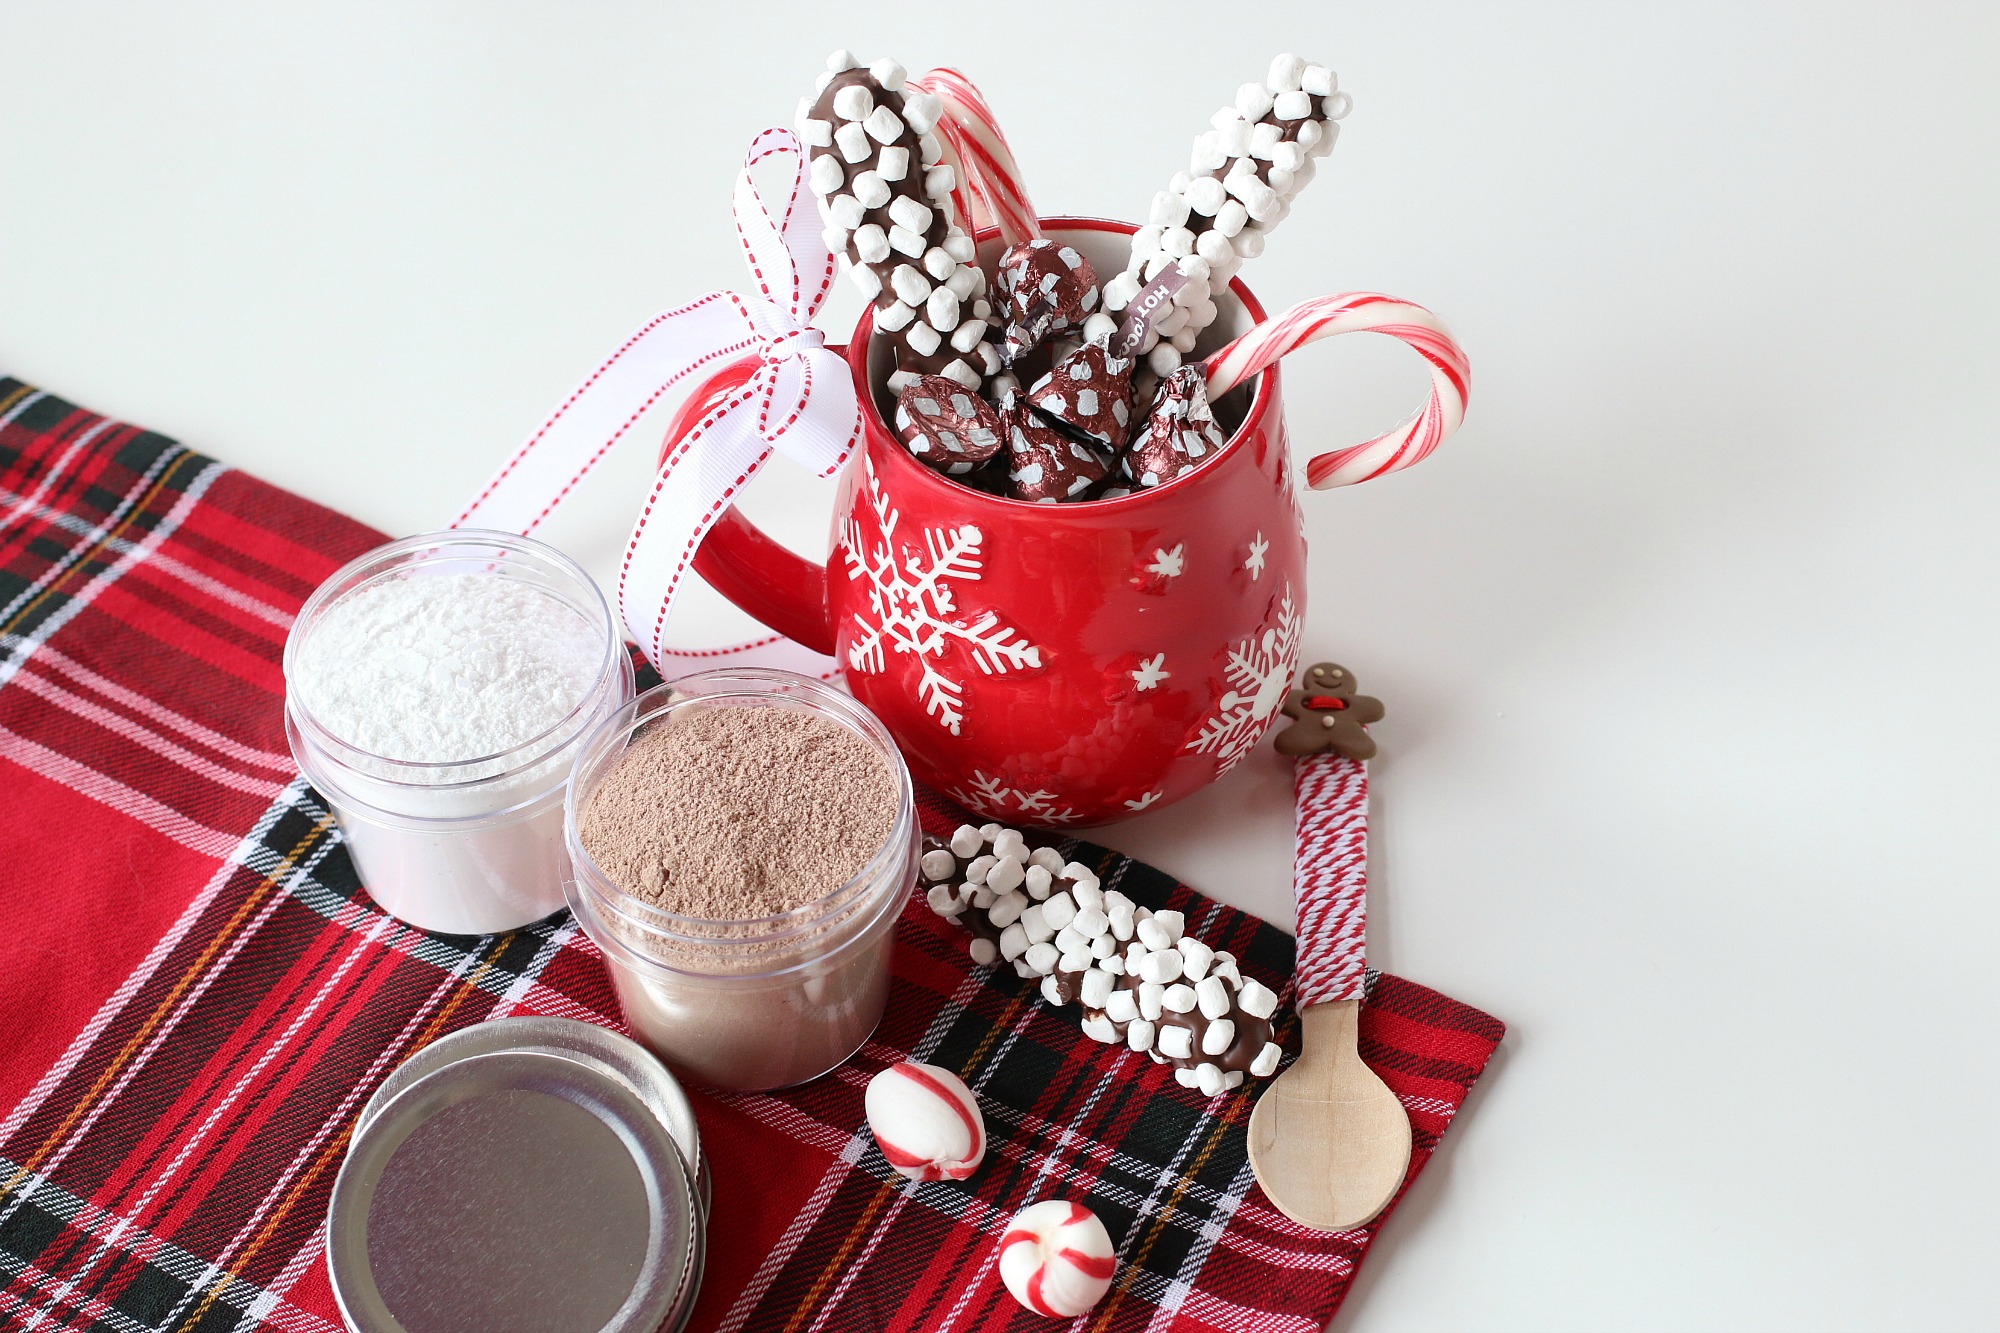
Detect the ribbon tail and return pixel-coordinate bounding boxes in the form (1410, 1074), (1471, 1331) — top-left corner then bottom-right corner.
(618, 387), (842, 680)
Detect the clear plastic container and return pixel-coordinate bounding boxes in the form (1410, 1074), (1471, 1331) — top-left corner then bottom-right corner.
(285, 530), (633, 935)
(563, 670), (916, 1092)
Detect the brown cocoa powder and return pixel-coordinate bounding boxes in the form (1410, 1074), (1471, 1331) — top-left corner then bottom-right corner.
(577, 704), (897, 920)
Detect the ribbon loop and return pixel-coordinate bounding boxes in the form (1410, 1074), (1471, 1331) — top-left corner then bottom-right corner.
(454, 126), (861, 679)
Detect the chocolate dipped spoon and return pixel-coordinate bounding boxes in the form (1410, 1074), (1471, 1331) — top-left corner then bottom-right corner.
(1247, 663), (1411, 1231)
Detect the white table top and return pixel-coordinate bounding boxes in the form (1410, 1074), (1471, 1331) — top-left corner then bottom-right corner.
(5, 4), (1996, 1328)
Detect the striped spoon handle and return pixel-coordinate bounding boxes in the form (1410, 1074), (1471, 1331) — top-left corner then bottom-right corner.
(1291, 751), (1370, 1006)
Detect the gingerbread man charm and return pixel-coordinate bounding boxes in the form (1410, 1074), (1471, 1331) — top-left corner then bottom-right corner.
(1274, 663), (1384, 759)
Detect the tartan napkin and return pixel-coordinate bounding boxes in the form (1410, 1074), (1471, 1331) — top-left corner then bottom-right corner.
(0, 376), (1504, 1332)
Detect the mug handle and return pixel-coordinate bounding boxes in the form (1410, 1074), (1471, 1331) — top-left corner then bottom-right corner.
(668, 356), (839, 658)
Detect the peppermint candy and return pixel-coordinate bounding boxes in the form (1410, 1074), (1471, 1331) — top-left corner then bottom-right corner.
(864, 1061), (986, 1182)
(998, 1201), (1116, 1318)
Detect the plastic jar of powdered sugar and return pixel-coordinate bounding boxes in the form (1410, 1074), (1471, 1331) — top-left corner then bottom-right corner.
(285, 530), (633, 935)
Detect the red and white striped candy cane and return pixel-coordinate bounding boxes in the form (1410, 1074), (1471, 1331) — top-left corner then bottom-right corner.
(1291, 752), (1370, 1008)
(909, 68), (1042, 247)
(1201, 292), (1470, 488)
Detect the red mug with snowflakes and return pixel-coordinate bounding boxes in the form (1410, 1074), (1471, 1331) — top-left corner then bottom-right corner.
(687, 219), (1305, 827)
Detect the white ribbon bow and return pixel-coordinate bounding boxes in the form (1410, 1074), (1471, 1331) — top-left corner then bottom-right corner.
(453, 126), (860, 676)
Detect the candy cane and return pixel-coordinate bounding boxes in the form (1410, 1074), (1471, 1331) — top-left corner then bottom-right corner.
(1201, 292), (1470, 488)
(909, 68), (1042, 246)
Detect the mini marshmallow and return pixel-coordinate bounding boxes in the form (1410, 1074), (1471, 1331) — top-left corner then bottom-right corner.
(1196, 1063), (1226, 1097)
(826, 49), (860, 72)
(1161, 983), (1197, 1013)
(1179, 937), (1214, 980)
(1269, 53), (1307, 92)
(831, 84), (873, 122)
(1250, 1041), (1283, 1077)
(1234, 227), (1269, 257)
(1250, 122), (1282, 159)
(925, 884), (959, 915)
(1090, 934), (1117, 959)
(1201, 1018), (1236, 1057)
(921, 246), (954, 280)
(901, 90), (942, 135)
(1053, 925), (1086, 956)
(1127, 1019), (1156, 1052)
(1041, 975), (1067, 1007)
(920, 848), (957, 881)
(821, 226), (850, 259)
(1098, 952), (1124, 974)
(876, 144), (910, 182)
(1080, 969), (1114, 1010)
(875, 300), (915, 332)
(1149, 345), (1183, 375)
(992, 830), (1028, 861)
(986, 856), (1024, 895)
(1326, 91), (1354, 120)
(1196, 230), (1235, 267)
(969, 937), (998, 967)
(998, 1201), (1115, 1319)
(1236, 82), (1275, 120)
(1072, 906), (1109, 938)
(1195, 975), (1232, 1020)
(868, 58), (906, 90)
(1138, 982), (1165, 1022)
(1150, 189), (1193, 227)
(1021, 904), (1054, 945)
(808, 155), (844, 196)
(866, 1061), (985, 1182)
(1023, 864), (1054, 898)
(1042, 892), (1077, 930)
(852, 170), (892, 210)
(970, 884), (995, 910)
(1237, 979), (1279, 1020)
(988, 892), (1027, 929)
(1158, 1025), (1195, 1060)
(1081, 1014), (1116, 1043)
(1217, 117), (1253, 157)
(1272, 89), (1313, 121)
(979, 823), (1003, 840)
(1153, 911), (1185, 941)
(924, 163), (954, 198)
(964, 853), (997, 885)
(863, 105), (904, 144)
(1302, 64), (1335, 96)
(1024, 941), (1059, 976)
(1136, 918), (1171, 952)
(828, 193), (866, 230)
(950, 825), (982, 857)
(796, 114), (834, 149)
(891, 264), (932, 305)
(945, 267), (981, 300)
(906, 320), (943, 357)
(835, 121), (873, 165)
(1224, 1070), (1245, 1090)
(888, 195), (933, 235)
(851, 224), (890, 265)
(999, 923), (1029, 961)
(1104, 989), (1139, 1024)
(1185, 176), (1227, 216)
(926, 285), (960, 332)
(1058, 950), (1091, 974)
(1189, 135), (1229, 174)
(1138, 950), (1184, 986)
(1031, 846), (1067, 873)
(1160, 227), (1196, 260)
(1272, 141), (1306, 173)
(1081, 312), (1118, 344)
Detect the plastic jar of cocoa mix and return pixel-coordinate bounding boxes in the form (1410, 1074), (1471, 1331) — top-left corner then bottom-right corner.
(563, 669), (916, 1091)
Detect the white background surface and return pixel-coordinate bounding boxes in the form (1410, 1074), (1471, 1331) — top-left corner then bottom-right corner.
(5, 4), (1998, 1328)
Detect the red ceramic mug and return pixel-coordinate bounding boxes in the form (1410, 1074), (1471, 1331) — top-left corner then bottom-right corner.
(682, 218), (1305, 828)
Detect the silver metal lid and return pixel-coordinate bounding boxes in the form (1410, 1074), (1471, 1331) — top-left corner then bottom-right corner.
(329, 1048), (700, 1333)
(357, 1017), (710, 1218)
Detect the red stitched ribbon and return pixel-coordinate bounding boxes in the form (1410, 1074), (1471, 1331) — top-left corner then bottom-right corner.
(450, 127), (860, 676)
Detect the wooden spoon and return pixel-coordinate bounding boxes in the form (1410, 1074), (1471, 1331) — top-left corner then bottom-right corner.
(1248, 998), (1410, 1231)
(1247, 724), (1412, 1232)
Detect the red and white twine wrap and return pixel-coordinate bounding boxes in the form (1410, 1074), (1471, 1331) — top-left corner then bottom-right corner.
(910, 68), (1042, 248)
(1202, 292), (1471, 488)
(451, 127), (858, 677)
(1291, 752), (1371, 1007)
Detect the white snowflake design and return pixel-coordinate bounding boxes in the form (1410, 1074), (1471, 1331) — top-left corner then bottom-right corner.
(1244, 532), (1269, 580)
(1124, 789), (1163, 812)
(947, 770), (1083, 824)
(1130, 653), (1170, 691)
(1184, 581), (1302, 775)
(843, 462), (1041, 735)
(1146, 544), (1186, 580)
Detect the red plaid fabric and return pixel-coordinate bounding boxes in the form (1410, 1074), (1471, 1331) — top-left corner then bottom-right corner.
(0, 376), (1504, 1332)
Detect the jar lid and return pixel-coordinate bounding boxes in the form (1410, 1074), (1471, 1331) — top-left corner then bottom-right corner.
(355, 1016), (710, 1218)
(328, 1041), (702, 1333)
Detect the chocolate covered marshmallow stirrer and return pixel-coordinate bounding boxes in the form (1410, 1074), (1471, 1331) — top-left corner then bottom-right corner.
(1247, 663), (1412, 1232)
(1103, 54), (1351, 377)
(799, 51), (1000, 393)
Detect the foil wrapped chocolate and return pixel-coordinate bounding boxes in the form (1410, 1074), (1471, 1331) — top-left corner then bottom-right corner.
(1024, 343), (1135, 453)
(894, 375), (1005, 475)
(1125, 366), (1226, 489)
(1001, 392), (1111, 503)
(997, 239), (1101, 364)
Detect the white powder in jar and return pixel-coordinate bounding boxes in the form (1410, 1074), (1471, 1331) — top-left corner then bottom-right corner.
(294, 571), (603, 767)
